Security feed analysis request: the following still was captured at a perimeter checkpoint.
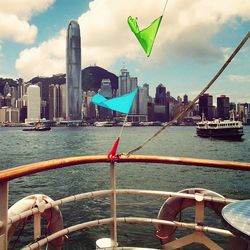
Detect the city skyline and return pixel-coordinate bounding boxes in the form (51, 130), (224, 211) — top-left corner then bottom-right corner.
(0, 70), (249, 125)
(0, 0), (249, 104)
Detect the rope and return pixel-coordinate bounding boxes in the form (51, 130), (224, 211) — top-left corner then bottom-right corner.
(126, 31), (250, 156)
(162, 0), (169, 16)
(118, 114), (128, 138)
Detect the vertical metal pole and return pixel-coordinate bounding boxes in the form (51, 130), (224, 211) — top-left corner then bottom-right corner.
(195, 200), (204, 225)
(110, 161), (117, 248)
(0, 182), (9, 250)
(33, 213), (41, 250)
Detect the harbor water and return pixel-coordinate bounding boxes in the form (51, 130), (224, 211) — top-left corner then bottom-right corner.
(1, 126), (250, 249)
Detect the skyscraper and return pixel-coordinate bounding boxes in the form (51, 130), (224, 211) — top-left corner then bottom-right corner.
(118, 68), (138, 114)
(155, 84), (166, 105)
(66, 20), (82, 120)
(98, 79), (113, 120)
(154, 84), (169, 122)
(217, 95), (230, 119)
(199, 93), (213, 120)
(25, 85), (41, 124)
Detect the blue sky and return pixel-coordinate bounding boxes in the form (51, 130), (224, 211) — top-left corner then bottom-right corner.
(0, 0), (249, 103)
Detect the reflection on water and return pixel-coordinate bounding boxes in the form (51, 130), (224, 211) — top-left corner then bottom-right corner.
(1, 126), (250, 249)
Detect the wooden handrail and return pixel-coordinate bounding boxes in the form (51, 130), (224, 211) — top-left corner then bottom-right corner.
(0, 154), (250, 183)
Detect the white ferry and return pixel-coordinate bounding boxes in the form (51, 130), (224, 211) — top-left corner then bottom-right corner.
(196, 113), (244, 140)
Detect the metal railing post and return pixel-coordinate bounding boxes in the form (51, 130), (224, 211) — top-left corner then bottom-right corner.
(110, 161), (117, 248)
(33, 213), (41, 250)
(0, 182), (8, 250)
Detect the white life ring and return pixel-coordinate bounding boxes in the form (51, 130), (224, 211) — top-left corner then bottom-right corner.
(155, 188), (225, 245)
(8, 194), (64, 250)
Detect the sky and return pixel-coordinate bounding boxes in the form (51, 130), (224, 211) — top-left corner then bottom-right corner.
(0, 0), (249, 104)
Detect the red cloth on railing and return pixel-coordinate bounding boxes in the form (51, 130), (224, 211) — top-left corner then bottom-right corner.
(107, 137), (120, 160)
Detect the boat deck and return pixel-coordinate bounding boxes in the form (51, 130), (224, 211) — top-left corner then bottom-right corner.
(0, 155), (250, 249)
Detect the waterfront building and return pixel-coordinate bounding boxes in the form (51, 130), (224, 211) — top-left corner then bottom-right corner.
(66, 20), (82, 120)
(49, 84), (61, 121)
(118, 68), (138, 115)
(60, 84), (66, 119)
(99, 79), (112, 98)
(0, 95), (4, 108)
(41, 100), (48, 119)
(138, 86), (148, 117)
(3, 82), (10, 96)
(0, 107), (19, 123)
(118, 68), (130, 96)
(22, 94), (28, 107)
(4, 93), (11, 107)
(217, 95), (230, 119)
(17, 78), (24, 99)
(98, 79), (113, 120)
(16, 98), (23, 110)
(177, 96), (182, 104)
(154, 84), (169, 122)
(155, 84), (166, 105)
(130, 77), (138, 115)
(143, 83), (149, 97)
(82, 91), (96, 121)
(237, 103), (250, 124)
(183, 94), (188, 104)
(230, 102), (236, 113)
(199, 93), (213, 120)
(25, 85), (41, 124)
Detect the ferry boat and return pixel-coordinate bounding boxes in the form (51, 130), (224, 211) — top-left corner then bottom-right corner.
(0, 154), (249, 250)
(196, 113), (244, 140)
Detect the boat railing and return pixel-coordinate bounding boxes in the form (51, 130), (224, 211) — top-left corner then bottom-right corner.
(0, 155), (250, 250)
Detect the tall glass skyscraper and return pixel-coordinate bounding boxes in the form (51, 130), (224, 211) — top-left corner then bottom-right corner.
(66, 20), (82, 120)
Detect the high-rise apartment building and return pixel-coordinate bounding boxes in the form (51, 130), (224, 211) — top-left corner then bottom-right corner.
(83, 91), (96, 121)
(118, 69), (130, 96)
(183, 94), (188, 104)
(100, 79), (112, 98)
(66, 20), (82, 120)
(138, 86), (149, 115)
(25, 85), (41, 124)
(98, 79), (113, 120)
(199, 93), (213, 120)
(217, 95), (230, 119)
(49, 84), (61, 120)
(155, 84), (167, 105)
(118, 68), (138, 114)
(154, 84), (169, 122)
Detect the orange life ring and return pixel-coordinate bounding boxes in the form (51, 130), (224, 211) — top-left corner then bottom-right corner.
(8, 194), (64, 250)
(155, 188), (225, 245)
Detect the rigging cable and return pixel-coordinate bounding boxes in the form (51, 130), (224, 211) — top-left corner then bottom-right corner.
(126, 31), (250, 156)
(162, 0), (169, 17)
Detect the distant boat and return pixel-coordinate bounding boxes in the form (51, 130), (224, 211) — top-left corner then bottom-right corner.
(196, 112), (244, 140)
(22, 122), (51, 131)
(94, 121), (114, 127)
(22, 126), (51, 132)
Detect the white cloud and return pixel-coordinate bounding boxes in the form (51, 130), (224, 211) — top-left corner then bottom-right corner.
(16, 30), (66, 79)
(0, 0), (54, 44)
(228, 74), (250, 83)
(0, 14), (37, 44)
(15, 0), (250, 80)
